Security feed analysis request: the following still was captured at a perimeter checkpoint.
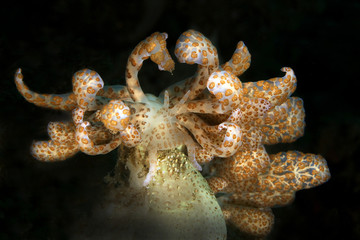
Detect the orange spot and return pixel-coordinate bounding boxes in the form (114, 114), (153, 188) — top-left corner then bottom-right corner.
(191, 51), (198, 59)
(215, 92), (223, 99)
(225, 89), (233, 96)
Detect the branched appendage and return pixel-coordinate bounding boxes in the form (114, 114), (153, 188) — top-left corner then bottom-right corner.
(15, 29), (330, 239)
(164, 30), (219, 103)
(126, 32), (175, 102)
(15, 69), (77, 110)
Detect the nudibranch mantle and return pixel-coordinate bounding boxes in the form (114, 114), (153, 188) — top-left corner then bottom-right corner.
(147, 148), (227, 239)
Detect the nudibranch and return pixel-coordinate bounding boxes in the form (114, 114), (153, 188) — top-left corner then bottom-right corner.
(15, 29), (330, 239)
(15, 31), (243, 185)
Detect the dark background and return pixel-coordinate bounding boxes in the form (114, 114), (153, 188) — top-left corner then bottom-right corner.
(0, 0), (359, 239)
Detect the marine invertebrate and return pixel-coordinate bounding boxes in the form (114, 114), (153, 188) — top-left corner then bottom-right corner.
(15, 29), (330, 239)
(15, 32), (244, 185)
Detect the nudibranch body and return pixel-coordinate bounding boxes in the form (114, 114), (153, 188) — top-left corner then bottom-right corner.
(147, 149), (227, 239)
(15, 29), (330, 239)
